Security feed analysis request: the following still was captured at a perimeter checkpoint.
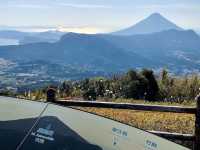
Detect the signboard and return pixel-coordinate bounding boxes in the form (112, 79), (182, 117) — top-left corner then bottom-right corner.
(0, 96), (190, 150)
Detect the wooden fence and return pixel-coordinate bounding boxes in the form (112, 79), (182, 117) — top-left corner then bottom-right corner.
(52, 99), (199, 150)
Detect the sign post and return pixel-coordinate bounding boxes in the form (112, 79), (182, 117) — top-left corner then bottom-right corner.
(194, 94), (200, 150)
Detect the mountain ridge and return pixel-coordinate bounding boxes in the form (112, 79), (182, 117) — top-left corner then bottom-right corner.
(112, 13), (183, 35)
(0, 32), (152, 72)
(0, 13), (199, 74)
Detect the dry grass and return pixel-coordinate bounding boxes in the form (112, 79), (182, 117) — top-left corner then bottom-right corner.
(77, 99), (196, 134)
(79, 108), (195, 134)
(76, 100), (195, 148)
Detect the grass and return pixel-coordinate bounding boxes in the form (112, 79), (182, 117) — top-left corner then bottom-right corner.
(79, 107), (195, 134)
(76, 98), (195, 148)
(77, 98), (196, 134)
(98, 98), (196, 107)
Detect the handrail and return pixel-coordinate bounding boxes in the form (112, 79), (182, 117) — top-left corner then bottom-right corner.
(54, 100), (196, 114)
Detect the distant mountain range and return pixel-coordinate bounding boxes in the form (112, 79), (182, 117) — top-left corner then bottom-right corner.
(0, 13), (184, 46)
(104, 29), (200, 70)
(19, 31), (65, 44)
(0, 30), (65, 45)
(0, 13), (200, 78)
(0, 32), (152, 72)
(195, 30), (200, 36)
(0, 30), (29, 40)
(112, 13), (183, 35)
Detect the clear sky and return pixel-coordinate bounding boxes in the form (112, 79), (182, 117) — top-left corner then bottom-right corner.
(0, 0), (200, 33)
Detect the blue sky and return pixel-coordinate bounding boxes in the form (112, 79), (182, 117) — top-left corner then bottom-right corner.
(0, 0), (200, 33)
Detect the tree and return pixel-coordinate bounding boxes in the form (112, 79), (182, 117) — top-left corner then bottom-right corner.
(159, 69), (171, 99)
(122, 80), (140, 99)
(95, 79), (105, 97)
(120, 69), (148, 99)
(141, 69), (159, 101)
(83, 87), (97, 101)
(60, 81), (72, 97)
(81, 78), (90, 91)
(161, 69), (169, 85)
(188, 75), (200, 99)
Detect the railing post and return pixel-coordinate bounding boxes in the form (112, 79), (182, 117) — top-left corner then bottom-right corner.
(194, 94), (200, 150)
(46, 87), (57, 102)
